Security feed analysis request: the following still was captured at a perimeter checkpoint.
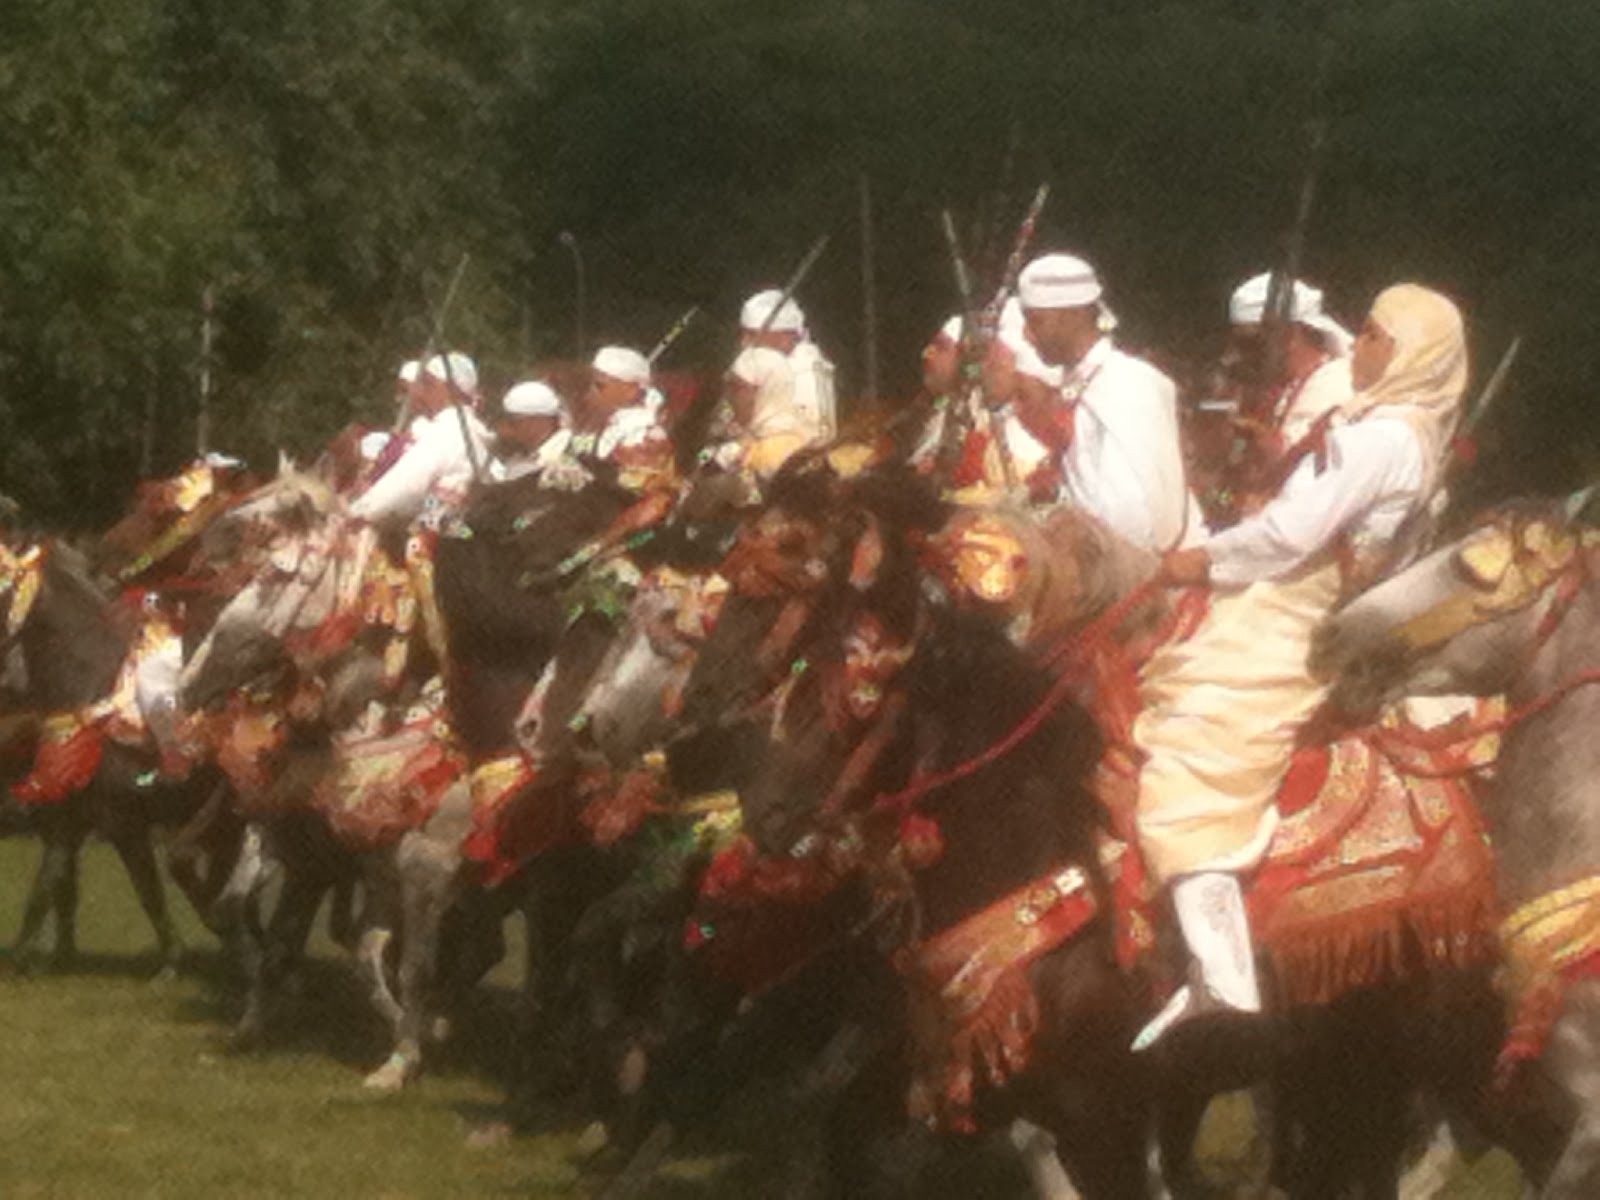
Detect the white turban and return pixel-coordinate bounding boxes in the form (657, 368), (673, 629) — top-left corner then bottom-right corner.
(591, 346), (652, 387)
(424, 352), (478, 396)
(398, 360), (420, 384)
(1017, 254), (1103, 310)
(502, 381), (564, 418)
(358, 431), (392, 461)
(1229, 272), (1352, 355)
(740, 288), (806, 334)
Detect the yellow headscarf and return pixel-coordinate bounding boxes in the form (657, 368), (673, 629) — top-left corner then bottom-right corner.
(1352, 283), (1469, 491)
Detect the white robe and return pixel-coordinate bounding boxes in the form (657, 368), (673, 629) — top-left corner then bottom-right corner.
(1059, 338), (1193, 552)
(1278, 355), (1356, 444)
(1207, 417), (1426, 586)
(350, 408), (491, 525)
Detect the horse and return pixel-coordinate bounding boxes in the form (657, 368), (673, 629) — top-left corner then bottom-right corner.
(0, 540), (211, 974)
(1313, 502), (1600, 1195)
(686, 521), (1156, 1197)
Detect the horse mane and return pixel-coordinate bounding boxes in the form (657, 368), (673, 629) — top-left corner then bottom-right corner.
(26, 542), (130, 708)
(906, 607), (1105, 928)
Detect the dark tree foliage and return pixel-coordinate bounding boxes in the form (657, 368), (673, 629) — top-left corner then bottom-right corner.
(1, 0), (1594, 524)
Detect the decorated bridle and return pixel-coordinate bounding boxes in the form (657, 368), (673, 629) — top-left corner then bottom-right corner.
(0, 542), (46, 644)
(1385, 512), (1598, 660)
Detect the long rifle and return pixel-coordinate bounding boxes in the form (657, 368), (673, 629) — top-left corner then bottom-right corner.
(1461, 334), (1521, 438)
(439, 351), (486, 485)
(935, 209), (981, 475)
(647, 305), (700, 366)
(1257, 116), (1328, 414)
(937, 185), (1050, 491)
(859, 174), (880, 403)
(760, 234), (831, 336)
(393, 253), (471, 434)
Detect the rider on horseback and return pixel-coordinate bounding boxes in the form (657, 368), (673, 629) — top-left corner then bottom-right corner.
(1130, 284), (1469, 1047)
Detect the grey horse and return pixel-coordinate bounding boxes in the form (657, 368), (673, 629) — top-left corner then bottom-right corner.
(1313, 503), (1600, 1197)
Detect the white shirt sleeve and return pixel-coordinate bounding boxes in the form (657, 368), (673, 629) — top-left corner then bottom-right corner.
(351, 422), (444, 523)
(1206, 419), (1425, 586)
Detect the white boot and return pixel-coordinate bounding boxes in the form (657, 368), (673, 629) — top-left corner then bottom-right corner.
(1132, 871), (1261, 1052)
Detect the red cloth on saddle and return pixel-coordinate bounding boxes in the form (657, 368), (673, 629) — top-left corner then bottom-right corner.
(461, 762), (580, 888)
(1065, 588), (1498, 1010)
(901, 862), (1101, 1134)
(685, 836), (846, 996)
(1247, 727), (1497, 1006)
(11, 718), (103, 806)
(314, 714), (465, 849)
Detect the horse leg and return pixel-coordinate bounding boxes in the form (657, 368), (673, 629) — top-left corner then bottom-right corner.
(355, 849), (405, 1038)
(261, 868), (330, 998)
(165, 783), (239, 934)
(14, 824), (81, 972)
(1538, 981), (1600, 1198)
(49, 834), (83, 969)
(1009, 1120), (1086, 1200)
(215, 822), (274, 1048)
(108, 825), (184, 975)
(364, 840), (455, 1091)
(326, 876), (359, 953)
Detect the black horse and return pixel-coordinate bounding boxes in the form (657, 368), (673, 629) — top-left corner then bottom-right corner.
(0, 542), (211, 973)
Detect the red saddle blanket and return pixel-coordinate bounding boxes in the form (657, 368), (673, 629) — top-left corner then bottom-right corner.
(313, 704), (465, 849)
(903, 704), (1500, 1134)
(1246, 709), (1499, 1005)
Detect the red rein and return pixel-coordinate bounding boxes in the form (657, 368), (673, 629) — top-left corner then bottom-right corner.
(873, 578), (1164, 815)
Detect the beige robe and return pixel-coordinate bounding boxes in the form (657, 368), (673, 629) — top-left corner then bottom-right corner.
(1132, 560), (1341, 881)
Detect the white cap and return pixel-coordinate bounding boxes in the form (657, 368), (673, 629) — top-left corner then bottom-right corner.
(424, 352), (478, 396)
(938, 314), (964, 344)
(1229, 272), (1352, 354)
(590, 346), (652, 387)
(398, 360), (420, 384)
(501, 380), (564, 418)
(740, 288), (806, 334)
(358, 431), (392, 460)
(201, 451), (245, 470)
(1017, 254), (1103, 310)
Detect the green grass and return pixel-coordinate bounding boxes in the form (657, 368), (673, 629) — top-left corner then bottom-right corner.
(0, 839), (1532, 1197)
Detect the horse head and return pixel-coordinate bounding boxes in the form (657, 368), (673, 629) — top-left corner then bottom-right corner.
(1, 540), (129, 711)
(194, 465), (338, 577)
(666, 449), (943, 796)
(1313, 502), (1597, 716)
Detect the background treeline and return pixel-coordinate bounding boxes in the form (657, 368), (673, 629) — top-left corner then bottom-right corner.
(2, 0), (1594, 525)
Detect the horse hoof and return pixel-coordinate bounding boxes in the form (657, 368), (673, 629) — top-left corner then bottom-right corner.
(149, 964), (179, 987)
(229, 1021), (264, 1054)
(363, 1053), (415, 1093)
(429, 1016), (453, 1044)
(465, 1121), (513, 1150)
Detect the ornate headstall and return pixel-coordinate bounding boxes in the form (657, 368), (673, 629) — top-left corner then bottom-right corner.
(0, 542), (46, 640)
(1390, 514), (1599, 656)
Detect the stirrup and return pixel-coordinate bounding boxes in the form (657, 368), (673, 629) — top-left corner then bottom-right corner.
(1131, 982), (1261, 1053)
(1131, 984), (1197, 1053)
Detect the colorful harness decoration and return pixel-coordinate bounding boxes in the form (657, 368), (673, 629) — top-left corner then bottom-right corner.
(901, 848), (1115, 1134)
(1496, 877), (1600, 1083)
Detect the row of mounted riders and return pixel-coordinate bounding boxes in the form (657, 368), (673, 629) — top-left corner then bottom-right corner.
(1, 428), (1597, 1197)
